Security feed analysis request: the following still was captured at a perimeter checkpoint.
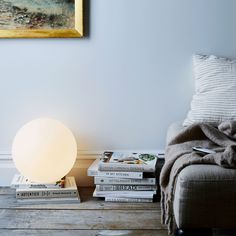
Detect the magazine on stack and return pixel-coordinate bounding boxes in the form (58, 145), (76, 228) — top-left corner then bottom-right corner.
(98, 151), (158, 172)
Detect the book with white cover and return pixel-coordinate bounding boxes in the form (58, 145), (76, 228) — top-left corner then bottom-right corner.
(105, 197), (153, 203)
(17, 195), (81, 204)
(93, 189), (156, 199)
(94, 177), (156, 185)
(11, 174), (62, 189)
(99, 151), (158, 172)
(88, 159), (143, 179)
(96, 185), (157, 191)
(16, 176), (78, 199)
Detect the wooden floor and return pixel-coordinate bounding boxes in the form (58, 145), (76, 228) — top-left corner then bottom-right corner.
(0, 187), (168, 236)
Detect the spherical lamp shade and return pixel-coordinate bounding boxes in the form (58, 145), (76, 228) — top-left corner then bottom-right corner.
(12, 118), (77, 183)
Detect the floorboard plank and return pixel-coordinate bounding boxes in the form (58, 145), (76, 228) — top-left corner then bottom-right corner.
(1, 188), (235, 235)
(0, 209), (165, 230)
(0, 194), (159, 210)
(0, 229), (168, 236)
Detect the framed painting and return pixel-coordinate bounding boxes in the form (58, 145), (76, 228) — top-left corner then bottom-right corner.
(0, 0), (83, 38)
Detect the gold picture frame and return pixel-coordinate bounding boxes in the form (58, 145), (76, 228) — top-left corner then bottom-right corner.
(0, 0), (83, 38)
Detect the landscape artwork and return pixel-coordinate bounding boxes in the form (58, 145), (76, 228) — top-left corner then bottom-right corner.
(0, 0), (83, 38)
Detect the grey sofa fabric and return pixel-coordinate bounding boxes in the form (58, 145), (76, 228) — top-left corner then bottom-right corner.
(166, 122), (236, 229)
(174, 164), (236, 228)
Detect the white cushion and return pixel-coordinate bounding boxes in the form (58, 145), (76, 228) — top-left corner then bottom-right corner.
(183, 54), (236, 126)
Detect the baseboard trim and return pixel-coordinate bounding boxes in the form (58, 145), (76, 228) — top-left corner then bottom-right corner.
(0, 150), (101, 160)
(0, 149), (164, 160)
(0, 149), (164, 186)
(0, 158), (95, 187)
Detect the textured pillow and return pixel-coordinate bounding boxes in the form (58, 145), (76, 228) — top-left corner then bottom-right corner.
(183, 54), (236, 126)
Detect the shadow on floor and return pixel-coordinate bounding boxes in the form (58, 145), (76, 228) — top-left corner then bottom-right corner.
(214, 229), (236, 236)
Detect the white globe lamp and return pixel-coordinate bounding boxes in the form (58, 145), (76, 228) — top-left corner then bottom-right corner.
(12, 118), (77, 183)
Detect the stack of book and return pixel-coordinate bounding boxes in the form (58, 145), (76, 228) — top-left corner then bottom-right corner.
(11, 174), (80, 204)
(88, 151), (158, 203)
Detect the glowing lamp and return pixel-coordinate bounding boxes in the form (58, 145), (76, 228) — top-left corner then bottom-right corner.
(12, 118), (77, 183)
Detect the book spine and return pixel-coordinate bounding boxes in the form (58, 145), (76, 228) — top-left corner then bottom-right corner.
(11, 174), (62, 189)
(87, 169), (143, 179)
(93, 190), (156, 199)
(17, 197), (81, 204)
(99, 163), (155, 172)
(96, 185), (157, 191)
(13, 184), (62, 189)
(16, 190), (78, 199)
(94, 177), (156, 185)
(105, 197), (153, 203)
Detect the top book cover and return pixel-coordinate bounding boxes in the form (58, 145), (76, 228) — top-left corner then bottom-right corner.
(11, 174), (62, 189)
(98, 151), (158, 172)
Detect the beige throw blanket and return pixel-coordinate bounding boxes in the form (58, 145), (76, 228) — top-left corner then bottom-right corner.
(160, 121), (236, 235)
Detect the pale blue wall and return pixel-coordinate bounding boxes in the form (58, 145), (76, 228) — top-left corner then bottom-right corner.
(1, 0), (236, 152)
